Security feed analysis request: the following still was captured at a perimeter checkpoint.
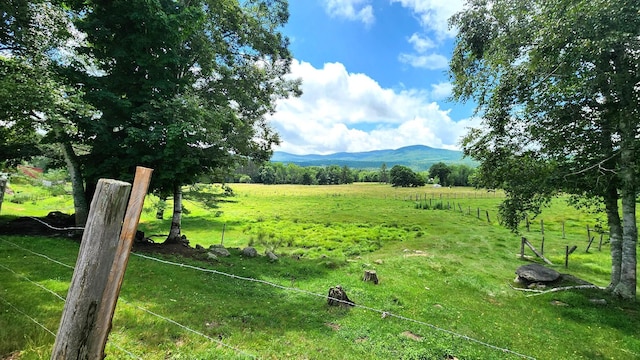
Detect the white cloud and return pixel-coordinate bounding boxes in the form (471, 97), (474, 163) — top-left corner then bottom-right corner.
(399, 32), (448, 70)
(268, 60), (478, 155)
(391, 0), (466, 38)
(408, 33), (436, 52)
(398, 53), (448, 70)
(430, 82), (453, 100)
(323, 0), (375, 26)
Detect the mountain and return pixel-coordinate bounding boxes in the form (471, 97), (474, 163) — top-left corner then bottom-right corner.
(271, 145), (475, 171)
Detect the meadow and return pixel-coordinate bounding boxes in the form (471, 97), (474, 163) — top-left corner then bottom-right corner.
(1, 181), (639, 359)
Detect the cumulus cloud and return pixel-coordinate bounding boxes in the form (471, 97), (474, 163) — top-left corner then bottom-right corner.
(430, 81), (453, 100)
(391, 0), (466, 38)
(398, 32), (448, 70)
(323, 0), (375, 26)
(268, 60), (478, 154)
(398, 53), (448, 70)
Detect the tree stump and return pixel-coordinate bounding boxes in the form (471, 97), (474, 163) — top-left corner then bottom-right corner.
(327, 285), (355, 307)
(363, 270), (379, 284)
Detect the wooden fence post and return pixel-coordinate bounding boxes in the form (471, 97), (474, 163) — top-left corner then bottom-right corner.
(92, 167), (152, 358)
(51, 167), (152, 360)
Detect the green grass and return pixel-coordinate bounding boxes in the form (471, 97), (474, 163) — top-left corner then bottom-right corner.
(1, 182), (639, 359)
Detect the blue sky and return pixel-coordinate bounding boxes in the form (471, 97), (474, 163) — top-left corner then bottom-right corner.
(267, 0), (479, 155)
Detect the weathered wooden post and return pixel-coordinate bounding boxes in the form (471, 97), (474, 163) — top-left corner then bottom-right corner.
(92, 167), (152, 357)
(51, 167), (152, 360)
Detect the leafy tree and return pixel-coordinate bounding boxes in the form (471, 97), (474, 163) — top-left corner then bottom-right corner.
(450, 0), (639, 299)
(429, 162), (451, 186)
(63, 0), (300, 243)
(1, 1), (92, 226)
(389, 165), (425, 187)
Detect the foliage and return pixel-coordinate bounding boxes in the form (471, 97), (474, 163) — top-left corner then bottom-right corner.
(389, 165), (425, 187)
(449, 0), (640, 298)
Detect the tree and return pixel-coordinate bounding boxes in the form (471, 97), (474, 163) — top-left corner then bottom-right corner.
(1, 1), (92, 226)
(429, 162), (451, 186)
(379, 162), (389, 183)
(63, 0), (300, 243)
(389, 165), (425, 187)
(450, 0), (639, 299)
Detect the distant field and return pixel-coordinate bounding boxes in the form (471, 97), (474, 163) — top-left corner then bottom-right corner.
(1, 182), (638, 359)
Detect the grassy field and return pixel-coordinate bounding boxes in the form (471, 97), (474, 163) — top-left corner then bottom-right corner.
(1, 182), (639, 359)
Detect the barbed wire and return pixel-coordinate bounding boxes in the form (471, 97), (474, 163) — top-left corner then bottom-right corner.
(0, 239), (256, 359)
(1, 237), (535, 359)
(0, 295), (57, 336)
(0, 261), (142, 360)
(131, 252), (536, 360)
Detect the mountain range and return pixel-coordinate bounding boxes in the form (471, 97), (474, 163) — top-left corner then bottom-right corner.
(271, 145), (475, 171)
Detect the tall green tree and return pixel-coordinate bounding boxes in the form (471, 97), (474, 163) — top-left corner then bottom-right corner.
(1, 1), (92, 226)
(64, 0), (300, 243)
(450, 0), (639, 298)
(390, 165), (425, 187)
(428, 162), (451, 186)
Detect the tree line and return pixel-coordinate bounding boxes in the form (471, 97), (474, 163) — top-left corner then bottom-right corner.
(231, 161), (477, 186)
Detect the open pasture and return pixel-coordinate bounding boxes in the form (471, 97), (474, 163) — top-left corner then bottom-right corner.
(1, 183), (639, 359)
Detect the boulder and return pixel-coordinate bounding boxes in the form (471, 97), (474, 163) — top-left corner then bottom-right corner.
(266, 251), (278, 262)
(241, 246), (258, 258)
(209, 246), (230, 257)
(515, 263), (560, 284)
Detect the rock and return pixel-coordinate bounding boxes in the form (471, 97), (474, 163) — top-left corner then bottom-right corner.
(266, 251), (278, 262)
(374, 259), (384, 265)
(515, 264), (560, 284)
(195, 244), (205, 251)
(206, 252), (218, 260)
(209, 246), (230, 257)
(241, 246), (258, 257)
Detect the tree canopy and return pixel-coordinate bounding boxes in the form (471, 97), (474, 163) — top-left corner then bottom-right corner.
(389, 165), (425, 187)
(1, 0), (300, 239)
(450, 0), (639, 299)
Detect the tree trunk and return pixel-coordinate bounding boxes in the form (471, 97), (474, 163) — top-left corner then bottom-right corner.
(612, 123), (637, 299)
(0, 178), (6, 214)
(164, 183), (183, 244)
(604, 186), (623, 290)
(60, 140), (89, 227)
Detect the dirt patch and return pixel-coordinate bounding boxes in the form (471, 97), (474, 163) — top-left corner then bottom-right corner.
(0, 213), (203, 260)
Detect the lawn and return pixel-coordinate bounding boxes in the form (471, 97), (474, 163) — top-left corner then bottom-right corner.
(1, 182), (638, 359)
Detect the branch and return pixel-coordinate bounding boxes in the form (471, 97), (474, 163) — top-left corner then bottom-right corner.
(563, 151), (620, 178)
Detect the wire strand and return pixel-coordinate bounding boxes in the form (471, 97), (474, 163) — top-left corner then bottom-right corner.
(0, 295), (56, 336)
(1, 238), (535, 359)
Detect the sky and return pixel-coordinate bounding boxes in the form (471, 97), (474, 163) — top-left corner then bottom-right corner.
(267, 0), (480, 155)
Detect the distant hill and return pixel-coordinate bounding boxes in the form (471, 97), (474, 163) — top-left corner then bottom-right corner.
(271, 145), (475, 171)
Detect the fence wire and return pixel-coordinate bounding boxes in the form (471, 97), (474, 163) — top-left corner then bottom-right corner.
(1, 237), (536, 360)
(0, 239), (255, 359)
